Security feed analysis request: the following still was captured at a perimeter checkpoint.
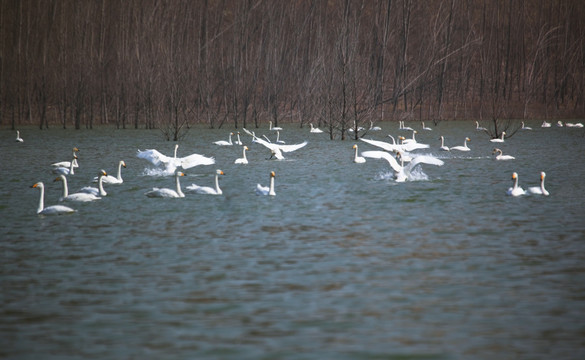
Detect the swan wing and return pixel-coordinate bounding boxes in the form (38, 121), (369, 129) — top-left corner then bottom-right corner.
(64, 193), (101, 202)
(145, 188), (179, 198)
(361, 151), (402, 173)
(41, 205), (76, 215)
(402, 142), (430, 152)
(186, 184), (217, 195)
(278, 141), (308, 153)
(359, 138), (400, 152)
(405, 155), (444, 172)
(179, 153), (215, 169)
(137, 149), (173, 166)
(256, 184), (269, 195)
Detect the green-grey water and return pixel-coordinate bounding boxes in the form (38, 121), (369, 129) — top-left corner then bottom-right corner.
(1, 120), (585, 359)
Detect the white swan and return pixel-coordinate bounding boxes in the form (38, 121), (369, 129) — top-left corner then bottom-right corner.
(439, 136), (450, 151)
(310, 123), (324, 133)
(94, 160), (126, 184)
(55, 175), (101, 202)
(145, 171), (186, 198)
(402, 130), (418, 144)
(490, 131), (506, 143)
(475, 121), (487, 131)
(521, 122), (532, 130)
(359, 137), (428, 153)
(422, 122), (432, 131)
(80, 170), (108, 197)
(51, 147), (80, 168)
(15, 130), (23, 142)
(556, 121), (563, 127)
(361, 150), (444, 182)
(234, 146), (249, 164)
(233, 132), (243, 145)
(31, 182), (75, 215)
(52, 156), (77, 175)
(507, 172), (526, 197)
(565, 122), (584, 128)
(369, 121), (382, 131)
(541, 121), (551, 128)
(353, 144), (366, 163)
(275, 131), (285, 144)
(269, 121), (283, 131)
(256, 171), (276, 196)
(186, 169), (224, 195)
(137, 144), (215, 175)
(451, 137), (471, 151)
(252, 135), (307, 160)
(492, 148), (515, 160)
(400, 121), (414, 131)
(527, 172), (549, 196)
(214, 132), (233, 146)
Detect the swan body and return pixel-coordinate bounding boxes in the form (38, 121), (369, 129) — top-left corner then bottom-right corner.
(80, 170), (108, 197)
(353, 144), (366, 163)
(507, 172), (526, 197)
(476, 121), (487, 131)
(137, 144), (215, 175)
(186, 169), (224, 195)
(214, 132), (233, 146)
(234, 146), (249, 164)
(51, 148), (80, 168)
(422, 122), (432, 131)
(492, 148), (515, 160)
(95, 160), (126, 184)
(52, 156), (77, 175)
(451, 137), (471, 151)
(490, 131), (506, 143)
(369, 121), (382, 131)
(233, 132), (243, 145)
(521, 122), (532, 130)
(256, 171), (276, 196)
(269, 121), (283, 131)
(55, 175), (101, 202)
(361, 150), (444, 182)
(252, 135), (307, 160)
(439, 136), (450, 151)
(527, 172), (549, 196)
(145, 171), (186, 198)
(15, 130), (23, 142)
(31, 182), (75, 215)
(541, 121), (551, 128)
(309, 123), (323, 133)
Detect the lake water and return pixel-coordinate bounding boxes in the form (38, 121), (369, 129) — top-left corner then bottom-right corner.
(1, 120), (585, 359)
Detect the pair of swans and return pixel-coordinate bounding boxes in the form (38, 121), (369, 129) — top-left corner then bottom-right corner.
(361, 150), (444, 182)
(186, 169), (225, 195)
(52, 156), (78, 176)
(55, 171), (107, 202)
(507, 172), (549, 196)
(451, 137), (471, 151)
(399, 121), (414, 131)
(15, 130), (23, 142)
(309, 123), (324, 133)
(492, 148), (515, 160)
(490, 132), (506, 143)
(256, 171), (276, 196)
(137, 144), (215, 175)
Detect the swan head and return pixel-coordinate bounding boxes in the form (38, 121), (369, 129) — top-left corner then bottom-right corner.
(540, 172), (546, 180)
(243, 146), (249, 150)
(399, 136), (405, 140)
(73, 147), (79, 152)
(466, 137), (471, 141)
(176, 171), (185, 177)
(99, 169), (108, 177)
(216, 169), (224, 175)
(353, 144), (358, 149)
(492, 148), (501, 154)
(512, 172), (518, 180)
(31, 182), (43, 189)
(121, 161), (127, 168)
(270, 171), (276, 178)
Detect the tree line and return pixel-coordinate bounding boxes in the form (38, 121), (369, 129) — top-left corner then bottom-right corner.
(1, 0), (584, 140)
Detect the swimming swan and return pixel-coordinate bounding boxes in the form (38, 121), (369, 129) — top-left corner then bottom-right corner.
(353, 144), (366, 163)
(310, 123), (324, 133)
(186, 169), (224, 195)
(51, 148), (80, 168)
(492, 148), (515, 160)
(80, 170), (108, 197)
(541, 121), (551, 128)
(361, 150), (444, 182)
(52, 156), (78, 176)
(506, 172), (526, 197)
(15, 130), (23, 142)
(439, 136), (450, 151)
(527, 172), (549, 196)
(521, 122), (532, 130)
(269, 121), (283, 131)
(214, 132), (234, 146)
(233, 132), (243, 145)
(234, 146), (249, 164)
(256, 171), (276, 196)
(145, 171), (186, 198)
(31, 182), (75, 215)
(55, 175), (101, 202)
(137, 144), (215, 175)
(422, 122), (432, 131)
(451, 137), (471, 151)
(476, 121), (487, 131)
(95, 160), (126, 184)
(490, 132), (506, 143)
(369, 121), (382, 131)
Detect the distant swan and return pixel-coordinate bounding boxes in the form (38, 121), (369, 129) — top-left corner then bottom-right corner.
(310, 123), (324, 133)
(506, 172), (526, 197)
(31, 182), (75, 215)
(422, 122), (432, 131)
(565, 122), (584, 128)
(527, 172), (549, 196)
(256, 171), (276, 196)
(439, 136), (450, 151)
(15, 130), (23, 142)
(186, 169), (224, 195)
(233, 132), (243, 145)
(55, 175), (101, 202)
(399, 121), (414, 131)
(476, 121), (487, 131)
(369, 121), (382, 131)
(492, 148), (515, 160)
(490, 132), (506, 143)
(361, 150), (444, 182)
(269, 121), (283, 131)
(51, 147), (79, 168)
(234, 146), (249, 164)
(521, 122), (532, 130)
(450, 137), (471, 151)
(275, 131), (285, 144)
(541, 121), (551, 128)
(214, 132), (233, 146)
(137, 144), (215, 175)
(352, 144), (366, 163)
(95, 160), (126, 184)
(80, 170), (108, 197)
(556, 121), (563, 127)
(145, 171), (186, 198)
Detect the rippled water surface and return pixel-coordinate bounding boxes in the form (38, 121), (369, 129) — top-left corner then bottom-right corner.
(1, 121), (585, 359)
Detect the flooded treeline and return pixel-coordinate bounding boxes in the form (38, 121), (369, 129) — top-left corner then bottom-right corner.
(1, 0), (584, 139)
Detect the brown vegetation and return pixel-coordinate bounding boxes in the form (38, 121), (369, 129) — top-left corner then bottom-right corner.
(1, 0), (584, 140)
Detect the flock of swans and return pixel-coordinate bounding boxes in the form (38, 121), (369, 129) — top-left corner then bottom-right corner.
(21, 116), (576, 215)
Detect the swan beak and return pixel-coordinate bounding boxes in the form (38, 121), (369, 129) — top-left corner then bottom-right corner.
(73, 147), (79, 152)
(270, 171), (276, 177)
(122, 162), (127, 168)
(352, 144), (357, 149)
(31, 183), (39, 188)
(54, 177), (61, 182)
(512, 173), (517, 179)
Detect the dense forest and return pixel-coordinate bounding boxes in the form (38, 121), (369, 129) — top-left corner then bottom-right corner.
(1, 0), (584, 139)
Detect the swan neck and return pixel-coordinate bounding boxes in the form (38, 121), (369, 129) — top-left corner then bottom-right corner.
(242, 147), (247, 159)
(269, 176), (275, 196)
(69, 159), (75, 174)
(61, 176), (69, 198)
(37, 184), (45, 213)
(176, 174), (184, 197)
(117, 162), (123, 180)
(214, 174), (222, 194)
(98, 175), (106, 196)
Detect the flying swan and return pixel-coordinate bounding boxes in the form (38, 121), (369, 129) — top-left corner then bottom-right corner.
(361, 150), (444, 182)
(137, 144), (215, 175)
(256, 171), (276, 196)
(55, 175), (101, 202)
(145, 171), (186, 198)
(186, 169), (224, 195)
(527, 172), (549, 196)
(506, 172), (526, 197)
(252, 135), (307, 160)
(31, 182), (75, 215)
